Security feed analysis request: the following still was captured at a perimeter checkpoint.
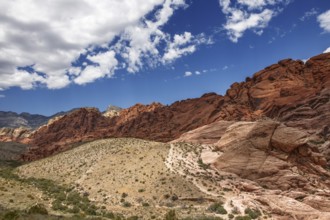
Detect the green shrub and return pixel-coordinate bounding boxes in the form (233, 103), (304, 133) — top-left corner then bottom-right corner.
(164, 210), (178, 220)
(103, 212), (115, 218)
(207, 202), (227, 214)
(67, 191), (81, 204)
(68, 205), (80, 214)
(121, 193), (128, 198)
(52, 199), (67, 211)
(182, 216), (224, 220)
(122, 202), (131, 208)
(197, 158), (210, 169)
(235, 216), (251, 220)
(171, 194), (178, 201)
(27, 203), (48, 215)
(2, 210), (20, 220)
(244, 208), (261, 219)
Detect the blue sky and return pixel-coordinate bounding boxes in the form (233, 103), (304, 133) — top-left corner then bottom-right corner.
(0, 0), (329, 116)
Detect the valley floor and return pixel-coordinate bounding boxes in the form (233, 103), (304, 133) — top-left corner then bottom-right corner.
(1, 138), (329, 220)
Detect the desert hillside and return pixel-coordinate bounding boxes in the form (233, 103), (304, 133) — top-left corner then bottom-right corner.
(1, 137), (329, 219)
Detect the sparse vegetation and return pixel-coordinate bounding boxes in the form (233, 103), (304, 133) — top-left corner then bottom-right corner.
(27, 203), (48, 215)
(234, 216), (252, 220)
(164, 210), (178, 220)
(182, 216), (224, 220)
(197, 158), (209, 170)
(207, 202), (227, 215)
(244, 208), (261, 219)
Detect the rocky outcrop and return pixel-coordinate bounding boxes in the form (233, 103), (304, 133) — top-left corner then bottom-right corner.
(172, 120), (235, 145)
(0, 127), (32, 143)
(113, 53), (330, 142)
(102, 105), (122, 118)
(113, 95), (225, 141)
(21, 108), (113, 161)
(212, 120), (330, 191)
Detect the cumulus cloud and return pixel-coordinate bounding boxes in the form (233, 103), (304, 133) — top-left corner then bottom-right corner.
(218, 0), (290, 42)
(74, 51), (118, 85)
(318, 10), (330, 33)
(184, 71), (193, 77)
(0, 0), (209, 90)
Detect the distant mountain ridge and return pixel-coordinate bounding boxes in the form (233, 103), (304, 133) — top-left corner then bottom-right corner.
(0, 105), (123, 129)
(0, 111), (51, 129)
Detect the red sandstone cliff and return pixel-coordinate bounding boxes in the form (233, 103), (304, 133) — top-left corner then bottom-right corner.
(16, 52), (330, 161)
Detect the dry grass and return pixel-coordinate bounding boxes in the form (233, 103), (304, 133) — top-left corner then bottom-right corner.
(0, 177), (47, 210)
(16, 138), (222, 219)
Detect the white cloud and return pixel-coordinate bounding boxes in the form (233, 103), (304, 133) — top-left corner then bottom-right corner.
(222, 65), (229, 70)
(300, 8), (318, 21)
(218, 0), (290, 42)
(0, 69), (46, 90)
(0, 0), (209, 90)
(324, 47), (330, 53)
(74, 50), (118, 85)
(184, 71), (192, 77)
(318, 10), (330, 33)
(0, 94), (5, 98)
(195, 71), (201, 75)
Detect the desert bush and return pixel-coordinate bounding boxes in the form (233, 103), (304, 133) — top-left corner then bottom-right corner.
(67, 191), (81, 204)
(197, 158), (210, 170)
(228, 213), (234, 219)
(182, 216), (224, 220)
(244, 208), (261, 219)
(171, 194), (178, 201)
(207, 202), (227, 214)
(85, 206), (97, 215)
(142, 202), (150, 207)
(27, 203), (48, 215)
(164, 210), (178, 220)
(122, 202), (131, 208)
(52, 199), (67, 211)
(68, 205), (80, 214)
(2, 210), (20, 220)
(121, 193), (128, 198)
(235, 216), (251, 220)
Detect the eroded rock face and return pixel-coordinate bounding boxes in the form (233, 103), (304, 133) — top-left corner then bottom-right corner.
(271, 124), (309, 153)
(21, 108), (114, 161)
(0, 127), (32, 143)
(172, 120), (235, 145)
(213, 121), (329, 191)
(206, 120), (330, 218)
(102, 105), (122, 118)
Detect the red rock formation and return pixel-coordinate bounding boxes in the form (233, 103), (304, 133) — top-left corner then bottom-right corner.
(21, 108), (113, 160)
(19, 52), (330, 161)
(0, 127), (32, 143)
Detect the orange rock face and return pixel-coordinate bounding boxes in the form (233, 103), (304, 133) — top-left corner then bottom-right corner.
(18, 52), (330, 161)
